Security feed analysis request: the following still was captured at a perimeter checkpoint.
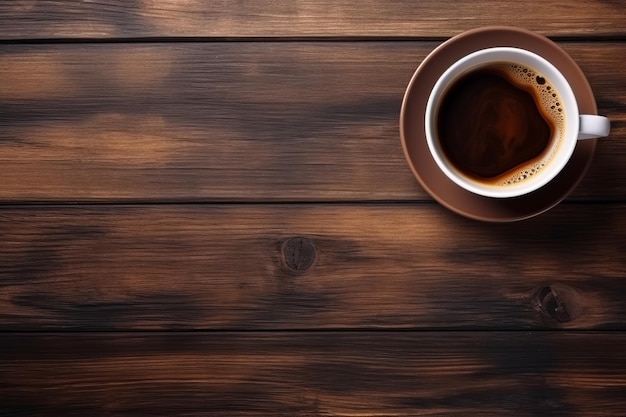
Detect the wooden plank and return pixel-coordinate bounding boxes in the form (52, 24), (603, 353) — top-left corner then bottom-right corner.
(1, 204), (625, 330)
(0, 42), (624, 202)
(1, 331), (625, 415)
(1, 1), (624, 39)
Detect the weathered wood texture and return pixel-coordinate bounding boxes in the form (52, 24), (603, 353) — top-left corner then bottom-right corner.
(1, 0), (625, 39)
(1, 332), (625, 416)
(2, 204), (625, 330)
(2, 2), (626, 415)
(1, 42), (624, 202)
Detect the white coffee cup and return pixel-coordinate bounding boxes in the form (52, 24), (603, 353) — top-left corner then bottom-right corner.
(425, 47), (610, 198)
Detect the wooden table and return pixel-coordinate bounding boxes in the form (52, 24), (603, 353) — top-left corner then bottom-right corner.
(1, 2), (625, 415)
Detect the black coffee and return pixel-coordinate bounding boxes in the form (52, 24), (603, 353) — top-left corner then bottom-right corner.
(437, 63), (564, 184)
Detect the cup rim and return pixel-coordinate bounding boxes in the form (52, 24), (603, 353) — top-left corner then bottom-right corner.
(424, 46), (580, 199)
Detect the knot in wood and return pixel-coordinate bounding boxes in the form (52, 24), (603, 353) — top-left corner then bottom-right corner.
(281, 237), (316, 274)
(539, 286), (572, 322)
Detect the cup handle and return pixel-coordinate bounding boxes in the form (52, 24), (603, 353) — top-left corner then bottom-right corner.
(578, 114), (611, 140)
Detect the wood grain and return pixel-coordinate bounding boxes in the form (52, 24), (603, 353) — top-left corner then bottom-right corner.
(2, 2), (625, 416)
(1, 331), (625, 415)
(0, 42), (624, 202)
(2, 204), (625, 330)
(1, 0), (625, 39)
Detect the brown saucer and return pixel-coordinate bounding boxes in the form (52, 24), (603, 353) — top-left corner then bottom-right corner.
(400, 27), (598, 222)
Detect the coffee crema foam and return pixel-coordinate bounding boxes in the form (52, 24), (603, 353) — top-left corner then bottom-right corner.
(487, 63), (566, 186)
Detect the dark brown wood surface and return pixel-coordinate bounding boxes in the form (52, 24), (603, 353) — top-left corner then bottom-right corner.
(2, 1), (626, 415)
(1, 0), (625, 39)
(2, 332), (625, 416)
(1, 42), (624, 202)
(1, 204), (626, 330)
